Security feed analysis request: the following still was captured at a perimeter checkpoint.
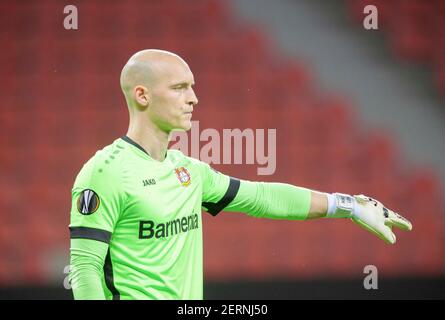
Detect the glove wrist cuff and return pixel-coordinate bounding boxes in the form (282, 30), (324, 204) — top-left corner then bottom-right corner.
(326, 193), (355, 218)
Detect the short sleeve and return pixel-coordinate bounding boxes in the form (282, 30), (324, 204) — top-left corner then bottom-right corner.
(198, 161), (240, 216)
(69, 156), (125, 243)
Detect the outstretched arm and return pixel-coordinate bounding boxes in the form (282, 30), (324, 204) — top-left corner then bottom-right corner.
(198, 161), (412, 244)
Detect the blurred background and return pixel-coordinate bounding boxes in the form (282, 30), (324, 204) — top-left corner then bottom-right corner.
(1, 0), (445, 299)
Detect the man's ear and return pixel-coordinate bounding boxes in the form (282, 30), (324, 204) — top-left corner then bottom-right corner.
(134, 85), (150, 107)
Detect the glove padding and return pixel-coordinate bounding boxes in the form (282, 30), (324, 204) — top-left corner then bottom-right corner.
(352, 195), (412, 244)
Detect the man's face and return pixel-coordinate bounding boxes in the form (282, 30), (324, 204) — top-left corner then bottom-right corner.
(148, 59), (198, 133)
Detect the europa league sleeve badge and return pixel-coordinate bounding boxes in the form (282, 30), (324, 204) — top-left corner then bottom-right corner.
(77, 189), (101, 215)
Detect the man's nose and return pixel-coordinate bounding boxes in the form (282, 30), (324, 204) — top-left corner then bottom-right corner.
(188, 88), (198, 106)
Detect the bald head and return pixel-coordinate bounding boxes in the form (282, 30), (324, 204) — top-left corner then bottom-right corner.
(120, 49), (189, 103)
(120, 49), (198, 134)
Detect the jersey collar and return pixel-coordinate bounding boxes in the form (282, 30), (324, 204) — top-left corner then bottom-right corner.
(121, 135), (150, 155)
(120, 135), (168, 161)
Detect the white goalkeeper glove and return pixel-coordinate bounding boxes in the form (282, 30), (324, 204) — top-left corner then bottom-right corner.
(327, 193), (412, 244)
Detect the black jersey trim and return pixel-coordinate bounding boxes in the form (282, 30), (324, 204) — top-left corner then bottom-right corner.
(202, 177), (240, 216)
(121, 135), (168, 159)
(121, 135), (150, 156)
(69, 226), (112, 244)
(104, 248), (120, 300)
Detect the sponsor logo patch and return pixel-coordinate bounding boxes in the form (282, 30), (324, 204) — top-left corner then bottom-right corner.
(139, 213), (199, 240)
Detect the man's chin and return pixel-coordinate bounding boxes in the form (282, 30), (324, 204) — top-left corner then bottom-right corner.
(171, 122), (192, 132)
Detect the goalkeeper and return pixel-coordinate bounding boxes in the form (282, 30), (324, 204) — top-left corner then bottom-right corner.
(69, 49), (412, 300)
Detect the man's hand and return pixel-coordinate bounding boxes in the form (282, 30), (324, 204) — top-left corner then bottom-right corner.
(351, 194), (412, 244)
(327, 193), (413, 244)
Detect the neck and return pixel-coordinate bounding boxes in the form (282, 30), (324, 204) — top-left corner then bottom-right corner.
(126, 118), (169, 162)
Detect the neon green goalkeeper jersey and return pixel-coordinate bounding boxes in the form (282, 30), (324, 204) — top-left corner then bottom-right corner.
(69, 136), (311, 300)
(69, 136), (240, 300)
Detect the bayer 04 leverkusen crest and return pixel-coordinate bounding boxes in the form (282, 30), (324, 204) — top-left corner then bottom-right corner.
(175, 167), (191, 187)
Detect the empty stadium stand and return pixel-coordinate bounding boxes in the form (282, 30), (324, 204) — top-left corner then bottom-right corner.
(0, 0), (444, 287)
